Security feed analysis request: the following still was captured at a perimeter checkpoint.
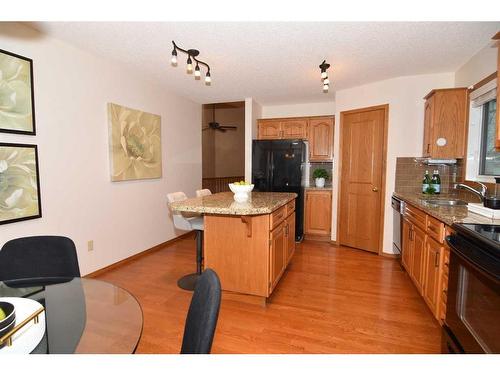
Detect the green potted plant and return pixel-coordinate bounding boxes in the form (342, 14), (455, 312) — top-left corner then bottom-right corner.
(313, 168), (329, 188)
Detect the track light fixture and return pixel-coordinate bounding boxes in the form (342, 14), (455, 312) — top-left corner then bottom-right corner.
(171, 40), (212, 86)
(319, 60), (331, 93)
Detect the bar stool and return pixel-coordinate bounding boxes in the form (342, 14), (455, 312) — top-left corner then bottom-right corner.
(167, 192), (204, 291)
(196, 189), (212, 198)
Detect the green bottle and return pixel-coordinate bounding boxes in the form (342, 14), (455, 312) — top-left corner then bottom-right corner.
(422, 170), (431, 194)
(432, 170), (441, 194)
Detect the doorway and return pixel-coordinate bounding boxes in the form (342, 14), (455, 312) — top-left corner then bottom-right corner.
(202, 101), (245, 192)
(338, 104), (388, 254)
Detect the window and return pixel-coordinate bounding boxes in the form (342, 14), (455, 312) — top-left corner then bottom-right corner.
(479, 99), (499, 176)
(466, 79), (499, 182)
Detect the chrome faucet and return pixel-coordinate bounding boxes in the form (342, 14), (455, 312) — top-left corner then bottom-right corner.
(454, 182), (487, 201)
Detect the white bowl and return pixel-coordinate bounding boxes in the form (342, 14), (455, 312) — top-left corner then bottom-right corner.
(228, 183), (254, 202)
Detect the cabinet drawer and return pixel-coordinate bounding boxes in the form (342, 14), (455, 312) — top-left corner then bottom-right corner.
(271, 205), (287, 229)
(286, 199), (295, 216)
(427, 215), (445, 243)
(404, 204), (426, 230)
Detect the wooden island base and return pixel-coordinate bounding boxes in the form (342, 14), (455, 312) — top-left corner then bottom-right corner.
(169, 192), (297, 303)
(204, 201), (296, 302)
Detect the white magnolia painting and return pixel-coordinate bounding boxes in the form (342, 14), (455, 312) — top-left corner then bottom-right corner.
(107, 103), (162, 181)
(0, 49), (35, 135)
(0, 143), (41, 225)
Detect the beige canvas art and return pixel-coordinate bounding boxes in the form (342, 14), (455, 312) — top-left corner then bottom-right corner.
(107, 103), (162, 181)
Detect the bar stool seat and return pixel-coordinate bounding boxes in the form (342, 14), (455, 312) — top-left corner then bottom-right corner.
(167, 192), (204, 291)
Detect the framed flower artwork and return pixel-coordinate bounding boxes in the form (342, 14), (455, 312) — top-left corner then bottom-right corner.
(107, 103), (162, 181)
(0, 143), (42, 225)
(0, 49), (36, 135)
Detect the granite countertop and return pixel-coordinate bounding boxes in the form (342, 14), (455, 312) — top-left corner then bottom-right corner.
(169, 192), (297, 216)
(393, 192), (500, 226)
(305, 186), (332, 191)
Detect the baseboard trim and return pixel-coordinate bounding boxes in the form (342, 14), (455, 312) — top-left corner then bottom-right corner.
(84, 231), (194, 278)
(303, 234), (332, 242)
(381, 252), (400, 259)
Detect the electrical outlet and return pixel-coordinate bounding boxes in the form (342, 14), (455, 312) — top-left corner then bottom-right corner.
(87, 240), (94, 252)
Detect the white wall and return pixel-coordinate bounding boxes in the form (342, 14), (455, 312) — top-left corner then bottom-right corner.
(261, 101), (334, 118)
(244, 98), (262, 181)
(0, 23), (202, 275)
(455, 44), (498, 88)
(333, 73), (455, 254)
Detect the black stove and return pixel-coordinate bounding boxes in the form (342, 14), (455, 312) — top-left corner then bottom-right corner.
(451, 223), (500, 264)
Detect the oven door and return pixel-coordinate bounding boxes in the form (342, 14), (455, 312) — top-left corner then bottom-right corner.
(445, 234), (500, 353)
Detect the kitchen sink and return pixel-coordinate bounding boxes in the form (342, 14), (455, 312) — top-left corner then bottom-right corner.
(422, 199), (468, 206)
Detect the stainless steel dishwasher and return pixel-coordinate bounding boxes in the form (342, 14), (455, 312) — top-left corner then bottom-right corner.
(391, 196), (404, 255)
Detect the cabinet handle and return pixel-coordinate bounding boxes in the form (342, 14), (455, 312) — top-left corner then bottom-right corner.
(435, 251), (440, 268)
(285, 224), (289, 236)
(426, 143), (430, 154)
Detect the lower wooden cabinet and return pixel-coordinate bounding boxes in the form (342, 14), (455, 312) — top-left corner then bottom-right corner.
(401, 203), (450, 323)
(269, 206), (296, 294)
(423, 236), (443, 316)
(304, 189), (332, 237)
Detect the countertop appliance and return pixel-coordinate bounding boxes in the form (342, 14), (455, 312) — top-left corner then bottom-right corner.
(443, 223), (500, 353)
(391, 196), (404, 255)
(252, 140), (307, 241)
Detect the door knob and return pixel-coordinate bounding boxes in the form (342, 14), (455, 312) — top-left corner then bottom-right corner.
(372, 187), (379, 192)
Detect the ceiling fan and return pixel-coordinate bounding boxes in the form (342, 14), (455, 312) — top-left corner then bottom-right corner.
(202, 104), (238, 132)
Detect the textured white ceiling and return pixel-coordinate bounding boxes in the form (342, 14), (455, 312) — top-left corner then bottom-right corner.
(32, 22), (500, 105)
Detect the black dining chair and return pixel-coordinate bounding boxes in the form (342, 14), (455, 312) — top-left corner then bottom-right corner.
(0, 236), (81, 284)
(180, 268), (221, 354)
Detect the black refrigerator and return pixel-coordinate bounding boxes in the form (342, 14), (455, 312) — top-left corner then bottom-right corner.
(252, 140), (307, 241)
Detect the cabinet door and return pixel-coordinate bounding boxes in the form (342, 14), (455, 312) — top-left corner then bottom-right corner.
(282, 119), (307, 139)
(411, 225), (426, 292)
(270, 222), (286, 291)
(422, 97), (433, 157)
(401, 218), (413, 273)
(304, 190), (332, 236)
(423, 236), (443, 318)
(309, 117), (333, 161)
(258, 120), (282, 139)
(286, 213), (296, 263)
(429, 90), (467, 159)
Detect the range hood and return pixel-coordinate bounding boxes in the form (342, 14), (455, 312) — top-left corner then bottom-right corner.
(413, 157), (457, 165)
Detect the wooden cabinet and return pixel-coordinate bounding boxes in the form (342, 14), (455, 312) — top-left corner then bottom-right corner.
(309, 117), (334, 161)
(422, 88), (468, 159)
(269, 202), (296, 293)
(423, 236), (443, 318)
(401, 202), (451, 323)
(258, 119), (282, 139)
(304, 189), (332, 237)
(411, 225), (426, 293)
(270, 221), (286, 290)
(257, 116), (334, 161)
(282, 119), (307, 139)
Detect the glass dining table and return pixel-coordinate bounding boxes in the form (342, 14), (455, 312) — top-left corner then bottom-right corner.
(0, 277), (143, 354)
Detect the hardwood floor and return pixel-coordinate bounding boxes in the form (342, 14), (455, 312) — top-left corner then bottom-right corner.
(91, 235), (442, 353)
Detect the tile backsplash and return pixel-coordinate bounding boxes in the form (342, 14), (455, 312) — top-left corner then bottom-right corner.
(395, 157), (481, 203)
(308, 162), (333, 187)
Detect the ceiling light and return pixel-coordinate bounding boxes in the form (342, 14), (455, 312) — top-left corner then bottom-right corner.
(319, 60), (331, 93)
(171, 48), (177, 66)
(170, 41), (212, 87)
(186, 56), (193, 74)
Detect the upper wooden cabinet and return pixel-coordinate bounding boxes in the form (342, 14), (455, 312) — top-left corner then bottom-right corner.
(309, 117), (334, 161)
(422, 88), (468, 159)
(257, 115), (334, 161)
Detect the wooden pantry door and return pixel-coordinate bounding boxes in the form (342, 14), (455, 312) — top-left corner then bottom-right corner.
(338, 105), (388, 254)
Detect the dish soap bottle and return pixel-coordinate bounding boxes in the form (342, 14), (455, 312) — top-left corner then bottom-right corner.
(431, 170), (441, 194)
(423, 170), (431, 194)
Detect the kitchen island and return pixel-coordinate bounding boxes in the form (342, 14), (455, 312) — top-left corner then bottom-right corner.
(169, 192), (297, 302)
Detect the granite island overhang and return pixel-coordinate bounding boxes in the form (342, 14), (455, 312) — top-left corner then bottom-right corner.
(169, 192), (298, 303)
